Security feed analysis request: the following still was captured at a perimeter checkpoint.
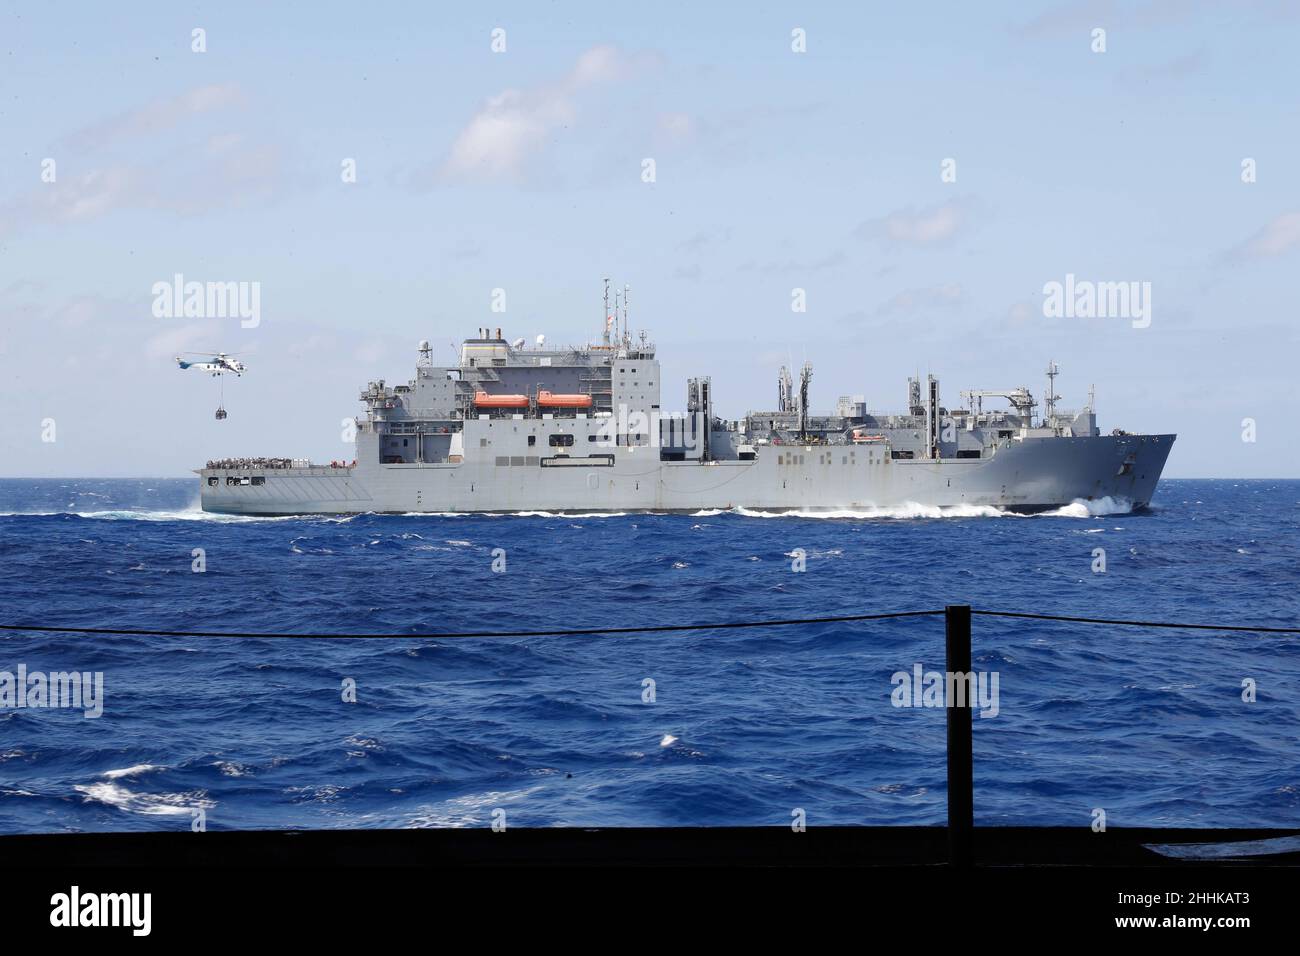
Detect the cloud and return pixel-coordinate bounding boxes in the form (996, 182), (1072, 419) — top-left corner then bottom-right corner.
(875, 283), (965, 316)
(1016, 0), (1118, 37)
(63, 83), (245, 152)
(1015, 0), (1213, 36)
(1115, 49), (1208, 88)
(446, 239), (483, 260)
(191, 135), (286, 207)
(286, 333), (340, 358)
(656, 112), (694, 143)
(1013, 0), (1293, 37)
(0, 84), (284, 239)
(143, 322), (224, 362)
(677, 232), (711, 254)
(0, 146), (288, 238)
(675, 228), (735, 255)
(738, 250), (847, 275)
(31, 168), (140, 224)
(438, 45), (658, 182)
(0, 167), (146, 238)
(856, 199), (974, 247)
(1229, 211), (1300, 260)
(1007, 300), (1035, 324)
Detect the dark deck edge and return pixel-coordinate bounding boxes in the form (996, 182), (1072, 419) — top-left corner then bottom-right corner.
(5, 825), (1298, 868)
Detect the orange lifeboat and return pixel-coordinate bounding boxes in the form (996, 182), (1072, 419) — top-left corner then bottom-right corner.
(851, 429), (887, 443)
(537, 390), (593, 408)
(474, 391), (529, 408)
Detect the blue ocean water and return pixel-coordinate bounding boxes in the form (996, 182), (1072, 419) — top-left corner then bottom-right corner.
(0, 478), (1296, 833)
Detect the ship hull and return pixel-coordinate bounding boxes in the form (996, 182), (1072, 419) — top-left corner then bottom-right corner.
(199, 434), (1175, 516)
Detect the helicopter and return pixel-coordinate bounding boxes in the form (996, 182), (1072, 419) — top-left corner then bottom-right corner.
(175, 352), (247, 419)
(175, 352), (246, 376)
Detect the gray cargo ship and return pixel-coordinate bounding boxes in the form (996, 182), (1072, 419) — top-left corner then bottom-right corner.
(199, 286), (1174, 515)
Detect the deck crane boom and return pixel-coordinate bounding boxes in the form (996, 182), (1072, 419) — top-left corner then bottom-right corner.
(959, 387), (1036, 421)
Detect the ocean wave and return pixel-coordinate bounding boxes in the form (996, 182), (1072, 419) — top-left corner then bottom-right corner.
(732, 502), (1014, 519)
(101, 763), (166, 779)
(75, 767), (212, 816)
(404, 785), (544, 828)
(510, 511), (629, 518)
(0, 508), (299, 523)
(213, 760), (254, 777)
(397, 510), (630, 518)
(1041, 496), (1133, 518)
(717, 497), (1135, 520)
(0, 496), (1132, 522)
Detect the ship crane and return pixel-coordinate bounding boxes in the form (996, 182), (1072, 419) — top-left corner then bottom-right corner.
(959, 387), (1036, 420)
(777, 365), (794, 413)
(798, 361), (813, 441)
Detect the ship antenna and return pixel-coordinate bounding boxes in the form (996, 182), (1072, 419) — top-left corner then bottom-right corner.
(603, 277), (613, 348)
(623, 283), (630, 346)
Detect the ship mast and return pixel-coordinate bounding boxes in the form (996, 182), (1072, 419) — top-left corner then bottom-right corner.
(1044, 361), (1060, 432)
(602, 277), (612, 346)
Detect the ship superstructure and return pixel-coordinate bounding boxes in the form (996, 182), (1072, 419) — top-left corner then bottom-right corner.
(199, 283), (1174, 515)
